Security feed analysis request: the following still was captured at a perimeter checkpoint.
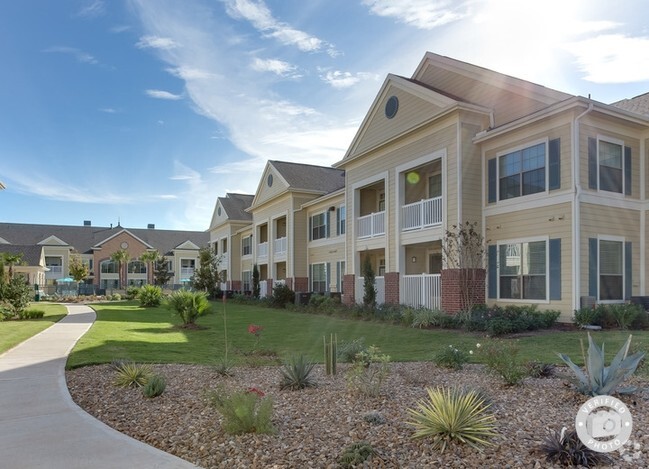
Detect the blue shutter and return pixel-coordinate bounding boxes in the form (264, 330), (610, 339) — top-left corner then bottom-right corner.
(549, 238), (561, 300)
(488, 158), (497, 203)
(588, 238), (598, 298)
(308, 216), (312, 241)
(548, 138), (561, 190)
(325, 211), (330, 238)
(588, 137), (597, 189)
(309, 264), (313, 291)
(336, 208), (341, 236)
(488, 245), (497, 299)
(625, 242), (632, 300)
(326, 262), (331, 293)
(624, 146), (632, 195)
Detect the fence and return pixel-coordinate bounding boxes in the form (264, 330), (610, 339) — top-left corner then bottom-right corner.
(354, 276), (385, 305)
(400, 274), (441, 310)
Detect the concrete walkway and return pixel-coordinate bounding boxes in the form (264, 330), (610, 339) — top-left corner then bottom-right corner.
(0, 304), (198, 469)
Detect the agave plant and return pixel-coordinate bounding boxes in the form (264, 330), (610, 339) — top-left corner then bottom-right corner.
(557, 333), (645, 396)
(279, 354), (316, 390)
(113, 362), (152, 388)
(406, 387), (497, 452)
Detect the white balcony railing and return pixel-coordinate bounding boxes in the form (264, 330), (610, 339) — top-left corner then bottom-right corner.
(258, 242), (268, 258)
(274, 237), (287, 255)
(260, 280), (268, 298)
(180, 267), (195, 277)
(357, 211), (385, 239)
(46, 265), (63, 273)
(401, 196), (442, 231)
(401, 274), (441, 310)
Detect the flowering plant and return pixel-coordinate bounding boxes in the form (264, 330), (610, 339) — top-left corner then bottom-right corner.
(246, 387), (265, 398)
(248, 324), (263, 347)
(433, 344), (472, 370)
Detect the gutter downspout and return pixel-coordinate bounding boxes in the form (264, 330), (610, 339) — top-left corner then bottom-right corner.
(572, 103), (593, 312)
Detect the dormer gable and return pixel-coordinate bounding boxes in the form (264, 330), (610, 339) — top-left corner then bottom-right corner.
(174, 240), (200, 250)
(92, 229), (153, 250)
(37, 235), (69, 246)
(250, 162), (291, 209)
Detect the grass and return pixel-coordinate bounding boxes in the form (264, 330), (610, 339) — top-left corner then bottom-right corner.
(0, 303), (68, 354)
(66, 301), (649, 369)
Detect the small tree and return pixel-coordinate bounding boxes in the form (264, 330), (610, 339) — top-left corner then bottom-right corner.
(362, 255), (376, 308)
(191, 246), (222, 299)
(252, 264), (260, 299)
(1, 253), (23, 280)
(69, 253), (90, 283)
(166, 290), (210, 327)
(153, 256), (173, 286)
(140, 250), (161, 285)
(110, 249), (130, 289)
(441, 221), (486, 313)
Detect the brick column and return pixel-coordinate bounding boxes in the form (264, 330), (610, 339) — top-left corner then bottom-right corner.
(343, 274), (356, 305)
(293, 277), (309, 292)
(267, 279), (273, 297)
(441, 268), (485, 313)
(231, 280), (242, 292)
(285, 278), (293, 290)
(384, 272), (400, 305)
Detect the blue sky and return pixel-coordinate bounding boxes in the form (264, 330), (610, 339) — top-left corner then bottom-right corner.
(2, 0), (649, 231)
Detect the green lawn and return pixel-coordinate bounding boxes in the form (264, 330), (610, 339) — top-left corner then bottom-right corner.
(0, 303), (68, 354)
(66, 301), (649, 369)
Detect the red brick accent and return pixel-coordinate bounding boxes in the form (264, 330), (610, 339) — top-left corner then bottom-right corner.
(342, 274), (355, 305)
(266, 279), (273, 297)
(285, 278), (293, 290)
(231, 280), (242, 291)
(384, 272), (400, 305)
(293, 277), (308, 292)
(441, 268), (486, 314)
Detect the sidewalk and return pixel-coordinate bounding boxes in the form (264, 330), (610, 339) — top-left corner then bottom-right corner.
(0, 304), (198, 469)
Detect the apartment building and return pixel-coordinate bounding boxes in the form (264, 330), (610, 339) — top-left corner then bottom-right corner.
(0, 222), (209, 290)
(209, 52), (649, 321)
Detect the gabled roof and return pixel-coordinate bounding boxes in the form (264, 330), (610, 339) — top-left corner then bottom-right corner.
(269, 161), (345, 194)
(611, 92), (649, 117)
(92, 228), (154, 250)
(0, 223), (209, 257)
(220, 193), (254, 220)
(38, 235), (69, 246)
(0, 244), (44, 266)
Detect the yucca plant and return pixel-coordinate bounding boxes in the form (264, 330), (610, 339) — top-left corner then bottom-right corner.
(207, 387), (275, 435)
(142, 374), (166, 398)
(538, 427), (612, 467)
(406, 387), (497, 452)
(557, 333), (645, 396)
(113, 362), (153, 388)
(279, 354), (316, 390)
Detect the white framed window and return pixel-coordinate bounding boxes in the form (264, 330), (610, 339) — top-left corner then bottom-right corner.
(598, 138), (624, 194)
(378, 258), (386, 276)
(242, 270), (252, 291)
(498, 142), (546, 200)
(311, 263), (327, 293)
(100, 260), (118, 274)
(336, 206), (346, 236)
(428, 173), (442, 198)
(127, 260), (146, 274)
(498, 238), (548, 300)
(336, 260), (345, 293)
(242, 235), (252, 256)
(378, 192), (385, 211)
(310, 212), (328, 241)
(599, 238), (624, 301)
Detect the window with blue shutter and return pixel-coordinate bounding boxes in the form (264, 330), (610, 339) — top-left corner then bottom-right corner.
(549, 238), (561, 300)
(548, 139), (561, 190)
(624, 146), (632, 195)
(588, 238), (598, 297)
(488, 245), (497, 298)
(588, 138), (598, 190)
(488, 159), (497, 203)
(625, 242), (632, 300)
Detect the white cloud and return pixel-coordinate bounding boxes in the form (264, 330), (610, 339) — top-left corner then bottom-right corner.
(110, 25), (131, 33)
(76, 0), (105, 19)
(99, 107), (118, 113)
(145, 89), (183, 100)
(362, 0), (469, 29)
(166, 66), (216, 80)
(136, 35), (179, 50)
(43, 46), (98, 65)
(320, 70), (379, 89)
(224, 0), (337, 55)
(251, 58), (301, 78)
(565, 33), (649, 84)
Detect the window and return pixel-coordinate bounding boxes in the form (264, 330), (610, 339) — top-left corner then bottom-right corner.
(336, 206), (346, 236)
(599, 240), (623, 300)
(127, 261), (146, 274)
(378, 258), (386, 276)
(428, 173), (442, 198)
(599, 140), (623, 193)
(311, 263), (327, 293)
(242, 270), (251, 291)
(100, 260), (118, 274)
(222, 238), (228, 253)
(499, 240), (547, 300)
(242, 235), (252, 256)
(336, 261), (345, 293)
(310, 212), (328, 241)
(499, 143), (546, 200)
(378, 192), (385, 211)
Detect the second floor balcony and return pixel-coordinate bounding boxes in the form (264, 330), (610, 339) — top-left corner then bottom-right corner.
(401, 196), (442, 231)
(274, 237), (287, 256)
(357, 211), (385, 239)
(258, 242), (268, 258)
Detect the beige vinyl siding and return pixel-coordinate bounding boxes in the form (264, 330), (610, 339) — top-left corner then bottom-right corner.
(352, 86), (445, 157)
(485, 202), (573, 319)
(308, 244), (345, 265)
(253, 167), (289, 208)
(460, 122), (483, 224)
(579, 120), (641, 199)
(579, 204), (640, 300)
(292, 208), (308, 277)
(483, 120), (572, 205)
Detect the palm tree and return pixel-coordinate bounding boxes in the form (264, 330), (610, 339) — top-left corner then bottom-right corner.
(2, 253), (23, 280)
(110, 249), (130, 289)
(140, 250), (160, 285)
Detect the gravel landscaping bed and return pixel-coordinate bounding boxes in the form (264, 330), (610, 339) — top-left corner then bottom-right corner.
(66, 363), (649, 468)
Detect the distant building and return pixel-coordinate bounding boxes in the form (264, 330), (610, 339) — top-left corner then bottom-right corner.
(0, 222), (209, 291)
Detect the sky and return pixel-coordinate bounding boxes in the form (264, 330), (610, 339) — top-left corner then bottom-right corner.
(2, 0), (649, 232)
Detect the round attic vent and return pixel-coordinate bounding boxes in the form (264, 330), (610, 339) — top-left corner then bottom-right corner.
(385, 95), (399, 119)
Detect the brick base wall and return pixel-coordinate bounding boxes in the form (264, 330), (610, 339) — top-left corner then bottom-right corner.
(266, 279), (273, 297)
(293, 277), (308, 293)
(384, 272), (400, 305)
(441, 268), (486, 313)
(231, 280), (242, 292)
(342, 274), (355, 305)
